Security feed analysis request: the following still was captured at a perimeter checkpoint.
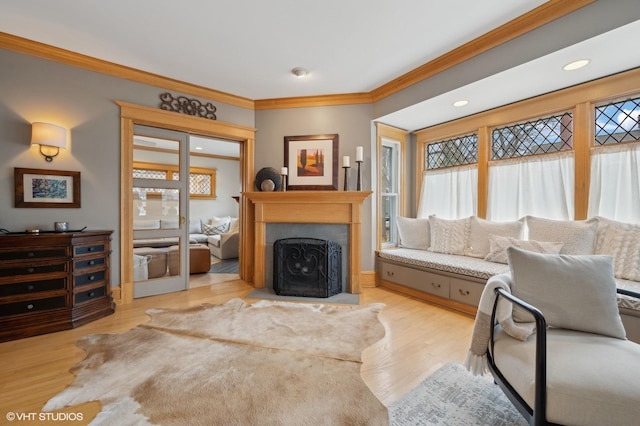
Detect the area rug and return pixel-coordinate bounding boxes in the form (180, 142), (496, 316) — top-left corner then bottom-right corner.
(389, 362), (526, 426)
(43, 298), (388, 425)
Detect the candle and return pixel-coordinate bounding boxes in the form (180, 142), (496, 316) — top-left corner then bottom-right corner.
(343, 156), (350, 168)
(356, 146), (363, 162)
(281, 167), (288, 176)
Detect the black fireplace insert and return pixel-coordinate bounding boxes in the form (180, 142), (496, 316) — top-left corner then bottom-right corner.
(273, 237), (342, 297)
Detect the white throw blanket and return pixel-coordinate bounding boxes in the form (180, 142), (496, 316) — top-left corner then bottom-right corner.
(464, 274), (536, 375)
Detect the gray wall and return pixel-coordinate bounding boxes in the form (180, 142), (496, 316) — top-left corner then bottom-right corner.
(254, 104), (376, 269)
(0, 48), (253, 288)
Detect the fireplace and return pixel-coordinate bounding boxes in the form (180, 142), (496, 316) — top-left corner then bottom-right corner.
(273, 238), (342, 298)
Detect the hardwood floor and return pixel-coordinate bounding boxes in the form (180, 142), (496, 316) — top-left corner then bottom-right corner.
(0, 279), (474, 424)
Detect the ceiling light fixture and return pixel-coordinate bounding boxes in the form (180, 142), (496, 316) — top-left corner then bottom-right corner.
(563, 59), (590, 71)
(291, 67), (309, 78)
(453, 100), (469, 107)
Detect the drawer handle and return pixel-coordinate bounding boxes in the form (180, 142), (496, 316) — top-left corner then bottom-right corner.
(27, 303), (34, 310)
(88, 292), (95, 297)
(27, 284), (35, 291)
(459, 289), (470, 296)
(386, 271), (394, 277)
(26, 267), (35, 273)
(27, 252), (35, 258)
(431, 282), (441, 289)
(89, 275), (96, 281)
(89, 260), (96, 266)
(88, 247), (94, 252)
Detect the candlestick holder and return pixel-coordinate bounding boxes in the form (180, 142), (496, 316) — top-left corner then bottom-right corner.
(356, 160), (363, 191)
(281, 175), (287, 192)
(343, 166), (350, 191)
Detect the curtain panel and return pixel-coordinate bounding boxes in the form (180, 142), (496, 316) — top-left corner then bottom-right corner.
(487, 151), (574, 222)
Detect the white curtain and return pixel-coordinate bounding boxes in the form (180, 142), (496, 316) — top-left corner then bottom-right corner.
(487, 151), (574, 221)
(588, 143), (640, 224)
(417, 165), (477, 219)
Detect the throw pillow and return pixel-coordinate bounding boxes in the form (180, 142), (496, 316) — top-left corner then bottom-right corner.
(189, 219), (203, 234)
(228, 217), (240, 234)
(428, 216), (469, 255)
(507, 246), (626, 339)
(396, 217), (430, 250)
(465, 216), (524, 258)
(203, 216), (230, 235)
(484, 235), (563, 264)
(526, 216), (599, 254)
(595, 217), (640, 281)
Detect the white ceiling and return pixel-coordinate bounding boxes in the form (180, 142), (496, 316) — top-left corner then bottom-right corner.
(0, 0), (546, 100)
(1, 1), (639, 132)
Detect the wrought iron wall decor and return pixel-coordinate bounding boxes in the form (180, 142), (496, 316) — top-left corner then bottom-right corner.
(159, 92), (217, 120)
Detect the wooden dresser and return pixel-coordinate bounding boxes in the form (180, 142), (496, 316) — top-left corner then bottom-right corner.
(0, 230), (115, 342)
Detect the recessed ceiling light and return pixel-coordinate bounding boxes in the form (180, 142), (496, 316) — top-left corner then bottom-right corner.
(453, 100), (469, 107)
(563, 59), (590, 71)
(291, 67), (309, 78)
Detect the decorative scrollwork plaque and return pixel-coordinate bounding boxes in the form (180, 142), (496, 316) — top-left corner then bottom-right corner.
(159, 92), (217, 120)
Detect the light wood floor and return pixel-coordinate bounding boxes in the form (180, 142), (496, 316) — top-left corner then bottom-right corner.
(0, 278), (474, 424)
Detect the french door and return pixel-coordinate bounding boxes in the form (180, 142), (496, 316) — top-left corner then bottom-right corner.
(132, 125), (189, 298)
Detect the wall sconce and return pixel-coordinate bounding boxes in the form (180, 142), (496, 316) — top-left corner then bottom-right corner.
(31, 122), (67, 162)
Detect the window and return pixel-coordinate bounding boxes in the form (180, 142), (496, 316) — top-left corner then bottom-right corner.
(376, 123), (407, 249)
(487, 113), (574, 221)
(381, 140), (401, 246)
(133, 161), (217, 199)
(418, 134), (478, 219)
(588, 96), (640, 223)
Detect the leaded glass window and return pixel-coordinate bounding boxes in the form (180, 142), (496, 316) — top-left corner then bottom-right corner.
(427, 134), (478, 170)
(492, 113), (573, 160)
(594, 96), (640, 146)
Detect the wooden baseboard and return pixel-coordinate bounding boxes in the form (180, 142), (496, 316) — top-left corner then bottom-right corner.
(360, 271), (377, 288)
(111, 287), (122, 305)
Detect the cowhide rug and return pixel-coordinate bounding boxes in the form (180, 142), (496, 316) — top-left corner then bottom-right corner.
(43, 298), (388, 425)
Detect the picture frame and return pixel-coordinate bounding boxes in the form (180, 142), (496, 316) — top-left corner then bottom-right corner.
(14, 168), (81, 208)
(284, 134), (339, 190)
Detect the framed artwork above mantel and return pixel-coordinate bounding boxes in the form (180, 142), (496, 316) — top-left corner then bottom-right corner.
(284, 134), (339, 190)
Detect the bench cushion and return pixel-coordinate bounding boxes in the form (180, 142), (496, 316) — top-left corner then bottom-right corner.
(379, 248), (509, 280)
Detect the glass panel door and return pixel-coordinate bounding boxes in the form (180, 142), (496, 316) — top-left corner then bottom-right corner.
(132, 125), (189, 298)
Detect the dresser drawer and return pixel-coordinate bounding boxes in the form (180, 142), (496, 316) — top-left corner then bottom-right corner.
(74, 257), (106, 270)
(0, 247), (67, 261)
(0, 262), (67, 278)
(74, 243), (106, 256)
(381, 262), (450, 299)
(75, 270), (106, 287)
(0, 296), (66, 317)
(450, 278), (483, 306)
(74, 286), (106, 304)
(0, 278), (66, 297)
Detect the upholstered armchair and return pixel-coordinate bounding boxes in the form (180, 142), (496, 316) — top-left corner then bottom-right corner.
(483, 248), (640, 426)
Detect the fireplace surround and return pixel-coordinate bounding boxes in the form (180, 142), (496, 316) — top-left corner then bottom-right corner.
(243, 191), (372, 293)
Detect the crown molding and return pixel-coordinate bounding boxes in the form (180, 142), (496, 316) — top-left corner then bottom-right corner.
(254, 92), (373, 110)
(369, 0), (595, 102)
(0, 32), (255, 110)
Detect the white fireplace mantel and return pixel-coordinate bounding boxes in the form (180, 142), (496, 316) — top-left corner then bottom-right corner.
(243, 191), (372, 293)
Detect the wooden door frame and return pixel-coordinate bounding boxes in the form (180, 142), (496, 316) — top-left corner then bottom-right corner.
(117, 101), (256, 304)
